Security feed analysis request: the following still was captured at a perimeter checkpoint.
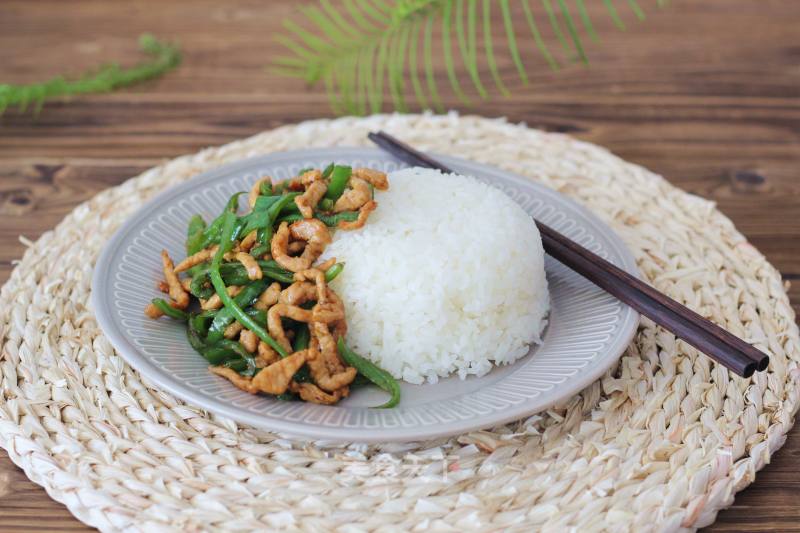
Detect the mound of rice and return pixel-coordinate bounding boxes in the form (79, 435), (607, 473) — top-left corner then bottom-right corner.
(322, 167), (549, 384)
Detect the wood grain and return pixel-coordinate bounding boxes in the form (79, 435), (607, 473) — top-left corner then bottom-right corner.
(0, 0), (798, 530)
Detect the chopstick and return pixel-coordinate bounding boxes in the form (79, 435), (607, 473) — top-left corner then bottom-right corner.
(368, 131), (769, 378)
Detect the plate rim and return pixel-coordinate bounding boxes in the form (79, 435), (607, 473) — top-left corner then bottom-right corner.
(92, 146), (640, 442)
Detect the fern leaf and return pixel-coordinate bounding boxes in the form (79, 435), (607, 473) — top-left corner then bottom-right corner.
(442, 0), (471, 103)
(388, 23), (411, 112)
(0, 34), (179, 116)
(456, 0), (487, 97)
(602, 0), (626, 30)
(627, 0), (646, 21)
(408, 17), (430, 110)
(522, 0), (560, 70)
(483, 0), (509, 96)
(423, 14), (444, 111)
(343, 0), (375, 31)
(556, 0), (588, 63)
(575, 0), (599, 41)
(500, 0), (528, 85)
(275, 0), (664, 114)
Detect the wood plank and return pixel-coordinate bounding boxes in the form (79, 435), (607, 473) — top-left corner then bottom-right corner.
(0, 0), (797, 530)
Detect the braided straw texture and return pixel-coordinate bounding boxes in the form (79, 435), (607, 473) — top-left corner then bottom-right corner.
(0, 114), (798, 532)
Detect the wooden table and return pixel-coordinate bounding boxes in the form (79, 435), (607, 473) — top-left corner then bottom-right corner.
(1, 1), (798, 530)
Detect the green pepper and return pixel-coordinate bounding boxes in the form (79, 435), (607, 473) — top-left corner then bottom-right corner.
(190, 260), (293, 299)
(276, 211), (358, 228)
(190, 311), (214, 337)
(277, 213), (303, 224)
(186, 214), (207, 255)
(194, 192), (246, 250)
(224, 358), (248, 372)
(318, 198), (335, 212)
(325, 262), (344, 283)
(151, 298), (189, 321)
(316, 211), (359, 227)
(273, 180), (288, 195)
(206, 279), (268, 344)
(321, 163), (334, 179)
(245, 308), (268, 328)
(252, 194), (282, 212)
(293, 323), (310, 352)
(250, 242), (270, 258)
(188, 316), (238, 365)
(337, 339), (400, 408)
(324, 165), (352, 200)
(213, 340), (258, 376)
(208, 211), (288, 357)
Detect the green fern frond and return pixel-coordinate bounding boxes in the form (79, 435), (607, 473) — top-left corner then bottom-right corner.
(0, 34), (180, 116)
(275, 0), (663, 115)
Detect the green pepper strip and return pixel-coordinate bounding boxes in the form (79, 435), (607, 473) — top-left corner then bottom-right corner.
(293, 323), (310, 351)
(325, 262), (344, 282)
(289, 323), (313, 382)
(195, 192), (245, 249)
(277, 211), (358, 227)
(321, 163), (334, 179)
(213, 340), (259, 376)
(337, 338), (401, 408)
(272, 181), (288, 195)
(249, 242), (270, 258)
(318, 211), (359, 226)
(209, 211), (288, 357)
(318, 198), (335, 212)
(253, 194), (282, 212)
(206, 280), (268, 343)
(188, 316), (239, 365)
(190, 261), (293, 299)
(224, 358), (248, 372)
(151, 298), (189, 321)
(324, 165), (352, 200)
(186, 214), (207, 255)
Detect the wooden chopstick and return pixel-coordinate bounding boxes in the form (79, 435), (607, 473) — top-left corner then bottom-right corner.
(368, 131), (769, 378)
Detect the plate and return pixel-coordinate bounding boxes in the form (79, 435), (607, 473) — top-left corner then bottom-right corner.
(92, 147), (640, 442)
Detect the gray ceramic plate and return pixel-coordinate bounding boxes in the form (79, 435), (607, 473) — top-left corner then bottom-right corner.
(92, 148), (639, 443)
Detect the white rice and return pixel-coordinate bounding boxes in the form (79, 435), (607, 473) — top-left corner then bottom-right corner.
(322, 167), (549, 384)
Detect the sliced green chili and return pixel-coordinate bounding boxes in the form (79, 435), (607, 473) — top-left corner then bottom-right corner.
(214, 340), (258, 376)
(206, 279), (268, 343)
(208, 211), (288, 357)
(186, 214), (207, 255)
(252, 194), (282, 212)
(151, 298), (189, 321)
(224, 191), (245, 213)
(321, 163), (334, 179)
(293, 323), (310, 352)
(317, 211), (359, 227)
(324, 165), (352, 200)
(325, 262), (344, 282)
(250, 242), (270, 258)
(318, 198), (335, 212)
(273, 180), (288, 194)
(337, 338), (401, 408)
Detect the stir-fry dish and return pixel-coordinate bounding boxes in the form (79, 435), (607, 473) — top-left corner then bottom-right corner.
(144, 164), (400, 407)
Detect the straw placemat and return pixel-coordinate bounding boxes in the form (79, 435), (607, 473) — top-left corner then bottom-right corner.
(1, 113), (798, 532)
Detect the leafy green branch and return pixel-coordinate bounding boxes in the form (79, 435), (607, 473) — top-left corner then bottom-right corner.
(274, 0), (665, 115)
(0, 34), (181, 116)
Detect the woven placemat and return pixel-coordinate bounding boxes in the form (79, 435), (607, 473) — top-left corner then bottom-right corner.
(1, 113), (798, 532)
